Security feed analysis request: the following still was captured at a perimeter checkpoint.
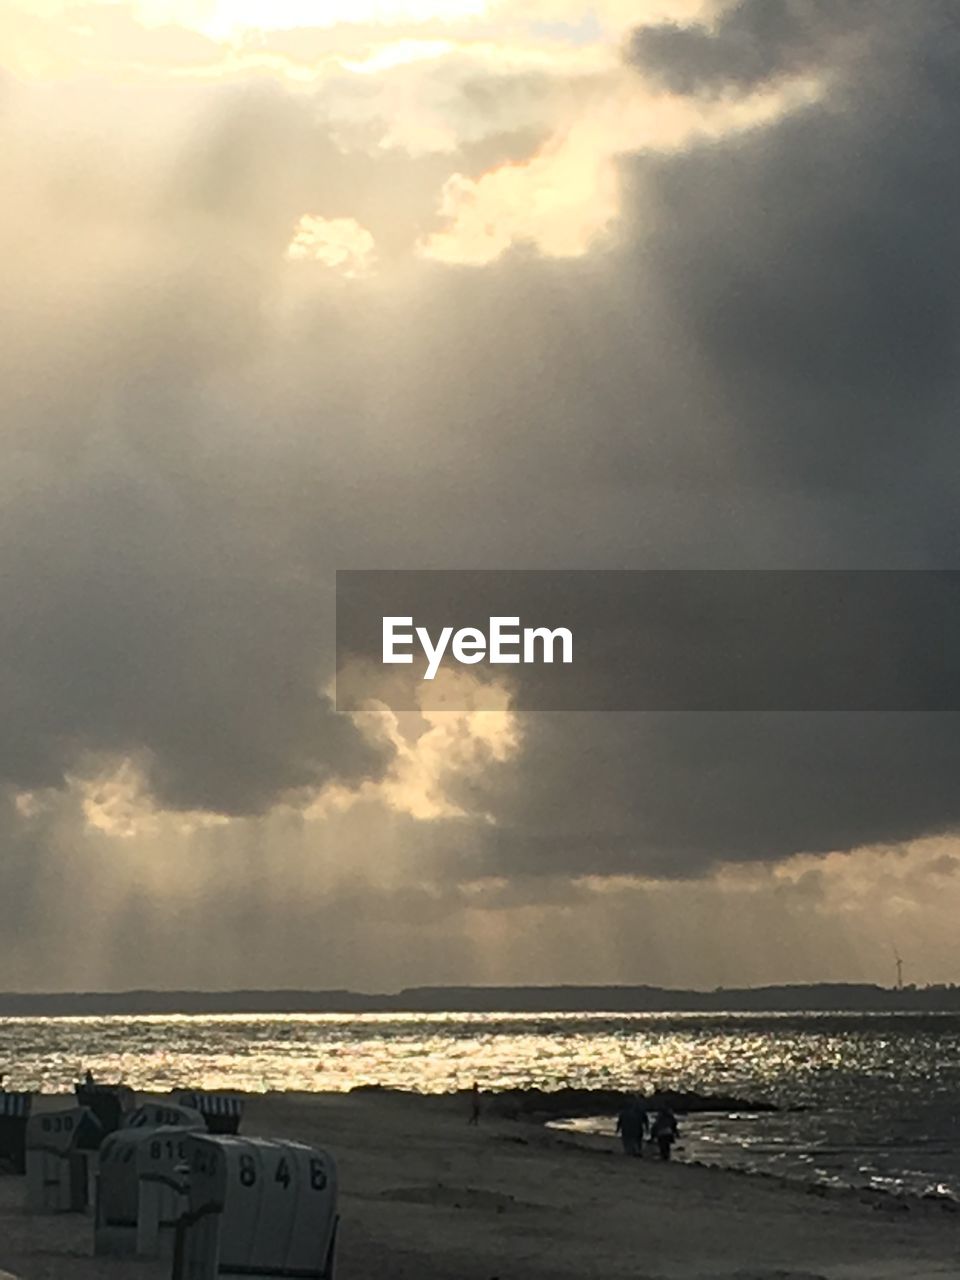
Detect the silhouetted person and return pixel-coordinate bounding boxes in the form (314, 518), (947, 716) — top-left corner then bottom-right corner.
(468, 1082), (481, 1126)
(616, 1097), (648, 1156)
(84, 1068), (95, 1088)
(651, 1105), (678, 1160)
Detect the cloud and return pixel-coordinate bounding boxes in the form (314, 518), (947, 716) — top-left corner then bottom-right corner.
(2, 0), (960, 984)
(426, 0), (960, 883)
(0, 2), (224, 77)
(455, 714), (960, 879)
(626, 0), (877, 96)
(287, 214), (378, 274)
(5, 764), (960, 990)
(622, 0), (960, 493)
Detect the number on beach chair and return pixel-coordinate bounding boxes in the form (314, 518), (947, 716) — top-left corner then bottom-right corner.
(173, 1133), (338, 1280)
(124, 1101), (206, 1131)
(96, 1125), (193, 1258)
(25, 1106), (100, 1213)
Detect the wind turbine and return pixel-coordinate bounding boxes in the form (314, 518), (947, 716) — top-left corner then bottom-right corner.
(892, 945), (904, 991)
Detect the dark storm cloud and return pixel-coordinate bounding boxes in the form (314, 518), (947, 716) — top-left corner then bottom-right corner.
(628, 0), (883, 96)
(3, 0), (960, 884)
(0, 70), (555, 816)
(432, 0), (960, 879)
(624, 0), (960, 492)
(0, 455), (387, 814)
(447, 714), (960, 882)
(0, 81), (394, 816)
(438, 0), (960, 878)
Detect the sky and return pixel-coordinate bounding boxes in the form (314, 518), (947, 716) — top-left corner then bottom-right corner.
(2, 0), (960, 992)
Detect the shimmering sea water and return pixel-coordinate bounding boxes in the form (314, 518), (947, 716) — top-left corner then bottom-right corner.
(2, 1010), (959, 1200)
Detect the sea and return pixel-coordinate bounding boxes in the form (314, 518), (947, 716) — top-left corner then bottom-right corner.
(3, 1010), (959, 1202)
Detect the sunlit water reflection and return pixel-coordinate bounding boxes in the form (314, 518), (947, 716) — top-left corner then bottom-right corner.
(2, 1010), (959, 1199)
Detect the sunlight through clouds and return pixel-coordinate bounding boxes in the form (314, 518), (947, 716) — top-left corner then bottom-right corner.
(2, 0), (958, 996)
(419, 73), (822, 263)
(75, 759), (230, 838)
(311, 670), (520, 823)
(286, 214), (378, 276)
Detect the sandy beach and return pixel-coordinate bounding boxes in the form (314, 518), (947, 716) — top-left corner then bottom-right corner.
(1, 1090), (957, 1280)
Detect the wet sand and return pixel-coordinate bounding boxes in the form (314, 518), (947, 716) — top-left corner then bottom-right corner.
(1, 1090), (957, 1279)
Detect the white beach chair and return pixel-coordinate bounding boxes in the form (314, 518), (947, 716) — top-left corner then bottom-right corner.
(96, 1124), (196, 1258)
(25, 1107), (99, 1213)
(172, 1133), (338, 1280)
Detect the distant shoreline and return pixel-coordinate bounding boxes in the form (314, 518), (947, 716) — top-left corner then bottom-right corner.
(2, 982), (960, 1016)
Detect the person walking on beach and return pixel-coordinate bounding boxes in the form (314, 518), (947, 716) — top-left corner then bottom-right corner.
(468, 1081), (481, 1126)
(616, 1096), (648, 1156)
(651, 1105), (678, 1160)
